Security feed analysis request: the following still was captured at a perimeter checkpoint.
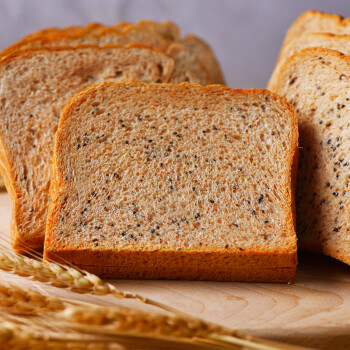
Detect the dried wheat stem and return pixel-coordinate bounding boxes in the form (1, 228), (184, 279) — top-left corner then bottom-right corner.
(0, 246), (188, 318)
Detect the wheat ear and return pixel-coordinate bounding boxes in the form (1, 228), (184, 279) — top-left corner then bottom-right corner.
(0, 244), (187, 317)
(0, 283), (309, 350)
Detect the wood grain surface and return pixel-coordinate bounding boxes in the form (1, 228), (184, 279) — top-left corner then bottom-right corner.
(0, 192), (349, 350)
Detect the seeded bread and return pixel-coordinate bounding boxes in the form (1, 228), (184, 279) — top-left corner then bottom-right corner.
(0, 44), (184, 252)
(44, 82), (298, 282)
(268, 33), (350, 91)
(270, 10), (350, 90)
(1, 22), (223, 85)
(272, 48), (350, 265)
(282, 10), (350, 49)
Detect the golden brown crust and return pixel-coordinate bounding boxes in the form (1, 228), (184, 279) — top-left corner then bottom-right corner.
(44, 82), (298, 282)
(44, 254), (296, 282)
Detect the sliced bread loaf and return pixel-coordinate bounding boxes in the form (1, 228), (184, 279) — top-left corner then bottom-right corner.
(0, 45), (178, 252)
(44, 82), (298, 282)
(272, 48), (350, 264)
(281, 10), (350, 53)
(268, 33), (350, 90)
(1, 22), (223, 85)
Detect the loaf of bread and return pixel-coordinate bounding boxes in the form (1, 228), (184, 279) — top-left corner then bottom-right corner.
(272, 48), (350, 265)
(279, 10), (350, 55)
(268, 33), (350, 90)
(1, 21), (223, 86)
(44, 82), (298, 282)
(269, 10), (350, 90)
(0, 45), (193, 252)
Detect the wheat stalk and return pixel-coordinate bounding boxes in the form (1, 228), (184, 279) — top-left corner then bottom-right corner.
(0, 243), (188, 317)
(0, 283), (64, 314)
(0, 283), (309, 350)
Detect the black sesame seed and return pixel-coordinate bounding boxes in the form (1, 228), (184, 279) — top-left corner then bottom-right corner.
(251, 210), (256, 215)
(114, 173), (119, 179)
(225, 244), (229, 248)
(258, 194), (264, 203)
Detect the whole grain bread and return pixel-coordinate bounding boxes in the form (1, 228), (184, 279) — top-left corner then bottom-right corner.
(44, 82), (298, 282)
(0, 44), (183, 252)
(268, 33), (350, 90)
(1, 22), (223, 86)
(282, 10), (350, 47)
(272, 48), (350, 265)
(271, 10), (350, 91)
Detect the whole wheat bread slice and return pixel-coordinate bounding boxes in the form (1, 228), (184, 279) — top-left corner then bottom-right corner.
(268, 33), (350, 90)
(282, 10), (350, 50)
(44, 82), (298, 282)
(270, 10), (350, 90)
(1, 22), (223, 85)
(272, 48), (350, 265)
(0, 45), (179, 252)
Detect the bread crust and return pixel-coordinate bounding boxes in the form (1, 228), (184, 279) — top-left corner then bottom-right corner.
(45, 82), (298, 282)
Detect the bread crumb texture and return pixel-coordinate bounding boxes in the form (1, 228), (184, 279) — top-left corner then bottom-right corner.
(274, 48), (350, 265)
(44, 82), (298, 282)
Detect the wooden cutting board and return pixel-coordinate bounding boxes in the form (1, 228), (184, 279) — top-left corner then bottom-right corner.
(1, 191), (349, 350)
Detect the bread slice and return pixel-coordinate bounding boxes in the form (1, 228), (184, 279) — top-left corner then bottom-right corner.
(1, 23), (223, 85)
(0, 44), (181, 253)
(272, 48), (350, 264)
(268, 33), (350, 90)
(44, 82), (298, 282)
(270, 10), (350, 90)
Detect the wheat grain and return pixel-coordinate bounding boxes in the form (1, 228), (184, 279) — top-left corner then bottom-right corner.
(0, 283), (64, 314)
(0, 244), (187, 317)
(0, 283), (307, 350)
(0, 317), (125, 350)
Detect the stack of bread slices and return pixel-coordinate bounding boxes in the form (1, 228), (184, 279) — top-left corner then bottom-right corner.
(0, 19), (301, 282)
(269, 10), (350, 266)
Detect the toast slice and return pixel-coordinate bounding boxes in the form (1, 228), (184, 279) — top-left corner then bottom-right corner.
(0, 45), (180, 252)
(270, 10), (350, 90)
(268, 33), (350, 90)
(44, 82), (298, 282)
(272, 48), (350, 264)
(1, 23), (223, 85)
(282, 10), (350, 49)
